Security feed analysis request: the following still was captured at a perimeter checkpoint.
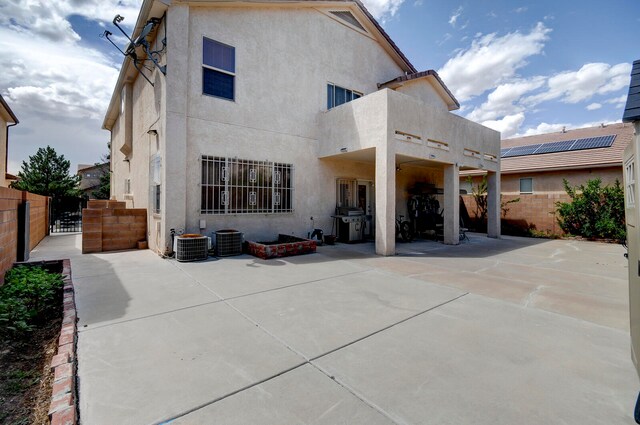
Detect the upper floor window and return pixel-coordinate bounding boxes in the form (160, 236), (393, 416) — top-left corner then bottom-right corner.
(327, 83), (362, 110)
(203, 37), (235, 101)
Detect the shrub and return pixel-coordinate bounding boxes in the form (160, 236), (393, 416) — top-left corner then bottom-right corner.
(556, 178), (625, 241)
(0, 266), (64, 338)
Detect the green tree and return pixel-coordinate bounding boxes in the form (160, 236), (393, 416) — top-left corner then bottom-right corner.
(11, 146), (80, 197)
(556, 178), (625, 240)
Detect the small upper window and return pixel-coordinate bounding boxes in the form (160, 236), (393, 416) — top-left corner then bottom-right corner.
(327, 83), (362, 110)
(203, 37), (235, 100)
(519, 178), (533, 194)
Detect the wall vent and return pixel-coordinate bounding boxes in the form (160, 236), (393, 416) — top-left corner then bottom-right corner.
(330, 11), (366, 32)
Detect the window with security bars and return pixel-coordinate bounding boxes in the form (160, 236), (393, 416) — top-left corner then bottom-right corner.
(626, 158), (636, 208)
(201, 156), (294, 214)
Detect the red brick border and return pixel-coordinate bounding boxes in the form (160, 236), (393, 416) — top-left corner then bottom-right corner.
(246, 235), (316, 260)
(49, 259), (78, 425)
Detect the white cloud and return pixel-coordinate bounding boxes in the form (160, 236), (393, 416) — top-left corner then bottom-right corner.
(438, 22), (551, 102)
(514, 7), (528, 13)
(466, 77), (545, 122)
(586, 103), (602, 111)
(0, 0), (141, 43)
(606, 94), (627, 108)
(481, 113), (526, 138)
(525, 62), (632, 105)
(437, 33), (452, 46)
(0, 1), (139, 171)
(361, 0), (406, 20)
(449, 6), (463, 27)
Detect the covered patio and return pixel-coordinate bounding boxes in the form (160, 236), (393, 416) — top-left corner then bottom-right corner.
(319, 88), (501, 255)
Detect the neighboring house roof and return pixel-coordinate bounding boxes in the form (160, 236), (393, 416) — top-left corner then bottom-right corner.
(623, 59), (640, 122)
(0, 94), (18, 124)
(500, 123), (633, 174)
(102, 0), (431, 130)
(378, 70), (460, 111)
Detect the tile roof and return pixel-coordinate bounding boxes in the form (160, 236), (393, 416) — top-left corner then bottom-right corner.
(500, 122), (634, 173)
(623, 59), (640, 122)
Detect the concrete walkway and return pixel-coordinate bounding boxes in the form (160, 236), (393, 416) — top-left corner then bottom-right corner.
(31, 233), (637, 424)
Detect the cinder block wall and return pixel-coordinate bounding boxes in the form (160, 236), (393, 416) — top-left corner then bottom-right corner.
(23, 190), (49, 250)
(82, 200), (147, 254)
(0, 188), (22, 279)
(0, 187), (50, 281)
(462, 193), (572, 234)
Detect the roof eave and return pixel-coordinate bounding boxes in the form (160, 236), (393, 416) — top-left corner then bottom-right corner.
(378, 70), (460, 111)
(0, 94), (18, 124)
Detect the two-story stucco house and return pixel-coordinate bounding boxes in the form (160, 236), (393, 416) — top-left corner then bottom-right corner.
(102, 0), (501, 256)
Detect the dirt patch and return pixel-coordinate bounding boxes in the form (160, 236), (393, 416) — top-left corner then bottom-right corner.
(0, 317), (61, 424)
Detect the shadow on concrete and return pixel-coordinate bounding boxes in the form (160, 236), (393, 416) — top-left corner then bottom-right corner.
(31, 234), (131, 327)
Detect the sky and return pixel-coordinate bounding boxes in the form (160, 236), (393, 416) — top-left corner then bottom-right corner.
(0, 0), (638, 175)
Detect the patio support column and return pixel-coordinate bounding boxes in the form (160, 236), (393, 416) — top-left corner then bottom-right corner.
(375, 145), (395, 256)
(487, 170), (501, 238)
(443, 163), (459, 245)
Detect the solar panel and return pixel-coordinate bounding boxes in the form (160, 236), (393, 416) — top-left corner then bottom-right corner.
(533, 139), (575, 154)
(502, 144), (542, 158)
(500, 135), (616, 158)
(569, 135), (615, 151)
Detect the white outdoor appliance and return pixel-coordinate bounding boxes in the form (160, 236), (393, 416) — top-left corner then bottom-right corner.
(335, 207), (366, 242)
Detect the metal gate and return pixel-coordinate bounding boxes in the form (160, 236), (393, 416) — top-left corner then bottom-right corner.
(50, 196), (85, 233)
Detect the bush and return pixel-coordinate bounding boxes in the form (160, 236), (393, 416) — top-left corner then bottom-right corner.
(0, 266), (64, 338)
(556, 178), (626, 241)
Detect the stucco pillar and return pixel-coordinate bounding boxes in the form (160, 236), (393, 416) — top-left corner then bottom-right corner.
(443, 163), (459, 245)
(487, 170), (501, 238)
(162, 4), (190, 253)
(375, 146), (395, 256)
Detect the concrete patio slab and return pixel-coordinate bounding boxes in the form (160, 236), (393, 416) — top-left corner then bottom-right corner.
(78, 301), (305, 425)
(228, 268), (464, 358)
(172, 364), (394, 425)
(172, 254), (371, 299)
(315, 294), (636, 425)
(28, 233), (637, 424)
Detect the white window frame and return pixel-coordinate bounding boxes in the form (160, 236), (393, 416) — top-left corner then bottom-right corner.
(201, 156), (294, 215)
(327, 83), (363, 110)
(202, 37), (236, 101)
(626, 158), (636, 208)
(519, 177), (533, 194)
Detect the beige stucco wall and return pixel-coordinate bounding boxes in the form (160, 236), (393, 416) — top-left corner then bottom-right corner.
(110, 19), (167, 252)
(394, 79), (449, 112)
(109, 3), (498, 252)
(175, 6), (409, 243)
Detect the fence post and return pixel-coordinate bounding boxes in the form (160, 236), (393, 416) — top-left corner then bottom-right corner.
(17, 201), (30, 262)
